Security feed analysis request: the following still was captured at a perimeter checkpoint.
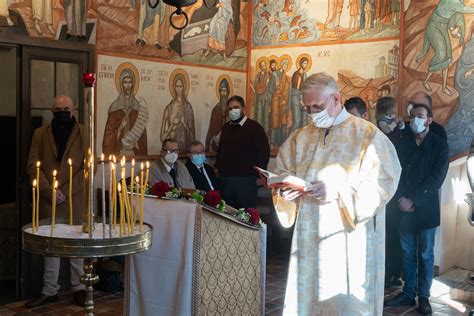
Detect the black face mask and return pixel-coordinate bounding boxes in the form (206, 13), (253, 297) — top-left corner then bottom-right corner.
(52, 111), (73, 125)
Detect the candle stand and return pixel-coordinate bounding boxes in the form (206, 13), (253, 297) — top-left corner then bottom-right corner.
(22, 217), (152, 316)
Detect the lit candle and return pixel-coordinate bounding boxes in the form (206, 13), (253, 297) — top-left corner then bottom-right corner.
(112, 162), (116, 228)
(118, 183), (123, 237)
(140, 161), (149, 232)
(32, 180), (36, 233)
(68, 159), (73, 225)
(108, 155), (113, 238)
(130, 159), (135, 225)
(36, 161), (40, 227)
(101, 153), (106, 238)
(134, 176), (140, 224)
(139, 163), (144, 231)
(50, 180), (57, 236)
(121, 171), (131, 234)
(52, 169), (57, 188)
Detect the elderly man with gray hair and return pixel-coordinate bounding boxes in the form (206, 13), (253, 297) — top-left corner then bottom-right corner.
(272, 72), (401, 314)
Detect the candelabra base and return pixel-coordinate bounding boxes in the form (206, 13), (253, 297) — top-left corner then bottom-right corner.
(81, 258), (99, 316)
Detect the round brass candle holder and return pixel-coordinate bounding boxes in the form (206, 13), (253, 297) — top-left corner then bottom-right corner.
(22, 217), (153, 316)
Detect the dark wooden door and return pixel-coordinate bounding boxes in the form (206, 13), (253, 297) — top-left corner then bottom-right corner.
(0, 34), (94, 300)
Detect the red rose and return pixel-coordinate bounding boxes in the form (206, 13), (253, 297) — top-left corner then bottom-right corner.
(245, 208), (260, 225)
(204, 190), (222, 207)
(82, 73), (96, 87)
(152, 181), (170, 198)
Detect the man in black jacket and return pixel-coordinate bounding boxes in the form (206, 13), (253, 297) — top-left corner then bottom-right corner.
(385, 103), (449, 314)
(215, 95), (270, 209)
(185, 140), (219, 192)
(406, 92), (447, 140)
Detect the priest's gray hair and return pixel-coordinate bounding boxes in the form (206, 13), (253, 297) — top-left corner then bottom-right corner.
(301, 72), (339, 96)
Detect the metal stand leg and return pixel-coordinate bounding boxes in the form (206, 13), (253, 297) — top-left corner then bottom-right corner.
(80, 258), (99, 316)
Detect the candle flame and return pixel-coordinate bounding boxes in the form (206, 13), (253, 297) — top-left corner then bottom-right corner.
(36, 161), (41, 167)
(118, 183), (121, 192)
(135, 176), (139, 182)
(101, 153), (104, 161)
(146, 161), (150, 169)
(68, 158), (72, 166)
(54, 180), (58, 189)
(53, 170), (57, 177)
(140, 162), (144, 170)
(111, 162), (115, 171)
(132, 159), (135, 166)
(121, 156), (125, 166)
(33, 179), (37, 187)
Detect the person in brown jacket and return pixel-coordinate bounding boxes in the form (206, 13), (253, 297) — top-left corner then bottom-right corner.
(25, 95), (87, 308)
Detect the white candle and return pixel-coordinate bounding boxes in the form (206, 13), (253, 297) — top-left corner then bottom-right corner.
(68, 159), (73, 225)
(36, 161), (40, 227)
(101, 153), (106, 238)
(32, 180), (36, 233)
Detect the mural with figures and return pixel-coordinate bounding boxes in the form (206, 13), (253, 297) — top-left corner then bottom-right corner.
(249, 40), (399, 149)
(97, 54), (246, 157)
(0, 0), (249, 70)
(252, 0), (400, 47)
(400, 0), (474, 157)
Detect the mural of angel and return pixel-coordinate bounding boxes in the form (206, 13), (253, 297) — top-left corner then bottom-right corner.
(160, 69), (195, 152)
(103, 63), (149, 156)
(416, 0), (474, 96)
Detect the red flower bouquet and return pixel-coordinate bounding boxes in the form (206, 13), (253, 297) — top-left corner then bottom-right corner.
(152, 181), (170, 198)
(204, 190), (222, 207)
(245, 208), (260, 225)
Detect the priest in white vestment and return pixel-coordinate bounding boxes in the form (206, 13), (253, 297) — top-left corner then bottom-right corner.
(273, 73), (401, 315)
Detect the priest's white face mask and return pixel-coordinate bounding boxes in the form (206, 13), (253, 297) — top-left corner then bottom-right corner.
(305, 93), (337, 128)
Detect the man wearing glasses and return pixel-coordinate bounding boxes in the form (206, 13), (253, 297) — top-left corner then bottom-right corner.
(149, 138), (195, 189)
(273, 73), (401, 314)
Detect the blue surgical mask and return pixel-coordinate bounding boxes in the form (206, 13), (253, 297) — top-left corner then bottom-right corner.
(229, 108), (241, 121)
(191, 154), (206, 167)
(410, 117), (426, 134)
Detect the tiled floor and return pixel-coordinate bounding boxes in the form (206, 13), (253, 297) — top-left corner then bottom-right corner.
(1, 256), (473, 315)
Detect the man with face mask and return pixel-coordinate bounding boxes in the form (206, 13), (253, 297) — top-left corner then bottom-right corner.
(384, 103), (449, 314)
(273, 73), (401, 314)
(215, 95), (270, 209)
(25, 95), (87, 308)
(149, 138), (195, 189)
(185, 140), (219, 192)
(405, 91), (447, 141)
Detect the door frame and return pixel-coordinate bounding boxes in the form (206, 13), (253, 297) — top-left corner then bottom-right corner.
(0, 32), (94, 299)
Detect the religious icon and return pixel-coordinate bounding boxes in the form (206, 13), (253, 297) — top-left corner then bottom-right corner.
(31, 0), (54, 35)
(289, 53), (312, 134)
(160, 68), (196, 152)
(252, 56), (271, 133)
(205, 74), (233, 153)
(270, 54), (292, 147)
(102, 62), (149, 157)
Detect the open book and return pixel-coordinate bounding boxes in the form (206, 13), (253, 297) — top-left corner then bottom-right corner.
(254, 166), (310, 191)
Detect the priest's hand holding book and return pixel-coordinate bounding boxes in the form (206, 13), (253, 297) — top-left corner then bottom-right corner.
(254, 166), (337, 203)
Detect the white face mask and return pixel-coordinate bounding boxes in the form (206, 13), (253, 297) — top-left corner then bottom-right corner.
(229, 108), (242, 121)
(410, 117), (426, 134)
(308, 107), (334, 128)
(164, 152), (178, 164)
